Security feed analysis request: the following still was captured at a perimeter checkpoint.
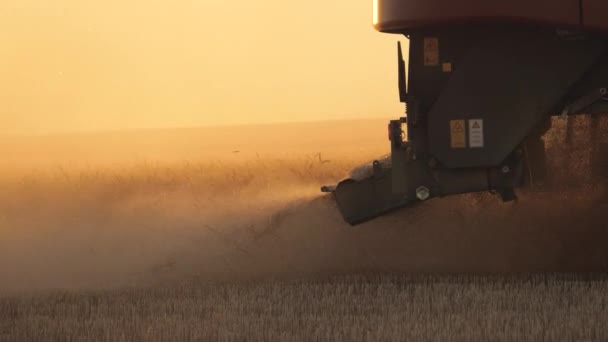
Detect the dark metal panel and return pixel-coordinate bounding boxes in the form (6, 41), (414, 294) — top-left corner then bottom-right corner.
(427, 30), (606, 168)
(558, 53), (608, 115)
(406, 28), (477, 158)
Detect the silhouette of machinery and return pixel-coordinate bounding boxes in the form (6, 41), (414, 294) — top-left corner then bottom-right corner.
(324, 0), (608, 224)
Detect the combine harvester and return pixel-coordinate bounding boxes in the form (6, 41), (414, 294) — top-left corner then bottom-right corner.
(323, 0), (608, 224)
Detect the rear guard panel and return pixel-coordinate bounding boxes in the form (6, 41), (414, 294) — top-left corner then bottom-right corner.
(333, 168), (413, 225)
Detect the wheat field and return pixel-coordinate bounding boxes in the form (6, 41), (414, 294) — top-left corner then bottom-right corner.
(1, 118), (608, 340)
(3, 274), (608, 341)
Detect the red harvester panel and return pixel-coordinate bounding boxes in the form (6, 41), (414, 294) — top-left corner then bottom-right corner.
(375, 0), (588, 32)
(583, 0), (608, 32)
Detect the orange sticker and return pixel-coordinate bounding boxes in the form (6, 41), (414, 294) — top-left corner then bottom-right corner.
(424, 38), (439, 67)
(450, 120), (466, 148)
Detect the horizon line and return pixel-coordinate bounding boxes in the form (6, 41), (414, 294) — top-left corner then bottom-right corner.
(0, 116), (393, 137)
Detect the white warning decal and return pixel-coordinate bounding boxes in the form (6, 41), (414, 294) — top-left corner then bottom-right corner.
(468, 119), (484, 148)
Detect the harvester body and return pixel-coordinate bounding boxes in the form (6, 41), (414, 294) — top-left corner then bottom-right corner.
(326, 0), (608, 224)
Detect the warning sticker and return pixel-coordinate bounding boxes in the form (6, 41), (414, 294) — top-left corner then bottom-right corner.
(469, 119), (484, 148)
(450, 120), (466, 148)
(442, 62), (452, 73)
(423, 37), (439, 67)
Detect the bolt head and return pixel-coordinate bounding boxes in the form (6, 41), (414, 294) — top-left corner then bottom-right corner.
(502, 166), (510, 174)
(416, 186), (431, 201)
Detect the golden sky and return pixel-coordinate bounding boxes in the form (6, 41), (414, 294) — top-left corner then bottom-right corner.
(1, 0), (405, 134)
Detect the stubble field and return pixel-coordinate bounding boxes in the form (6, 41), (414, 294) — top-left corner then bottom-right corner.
(1, 118), (608, 340)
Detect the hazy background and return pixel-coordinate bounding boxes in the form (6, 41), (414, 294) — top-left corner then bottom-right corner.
(1, 0), (405, 134)
(2, 0), (608, 297)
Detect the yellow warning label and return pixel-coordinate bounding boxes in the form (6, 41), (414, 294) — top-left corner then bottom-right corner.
(424, 37), (439, 67)
(450, 120), (466, 148)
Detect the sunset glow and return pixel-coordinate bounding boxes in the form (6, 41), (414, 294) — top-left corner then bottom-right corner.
(0, 0), (405, 134)
(373, 0), (379, 26)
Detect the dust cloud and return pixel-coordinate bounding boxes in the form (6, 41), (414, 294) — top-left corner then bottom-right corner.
(1, 118), (607, 293)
